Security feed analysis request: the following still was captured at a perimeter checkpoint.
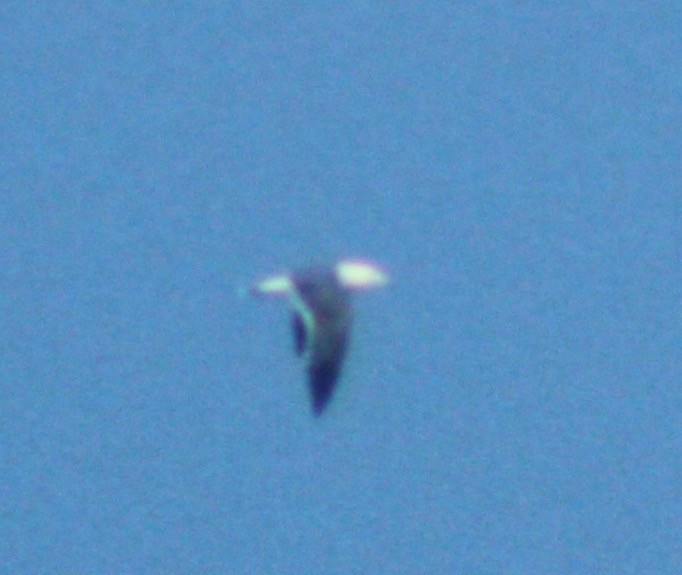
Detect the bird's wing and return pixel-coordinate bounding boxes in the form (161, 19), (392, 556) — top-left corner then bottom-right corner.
(291, 312), (307, 356)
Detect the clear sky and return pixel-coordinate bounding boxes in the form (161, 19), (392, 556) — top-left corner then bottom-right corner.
(2, 3), (680, 573)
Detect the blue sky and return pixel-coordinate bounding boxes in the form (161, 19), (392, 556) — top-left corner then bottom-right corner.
(2, 3), (680, 573)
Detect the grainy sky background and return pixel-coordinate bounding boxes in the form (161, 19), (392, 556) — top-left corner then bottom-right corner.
(2, 3), (680, 573)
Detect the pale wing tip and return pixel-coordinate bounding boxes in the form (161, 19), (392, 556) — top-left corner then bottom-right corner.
(251, 274), (294, 297)
(336, 258), (389, 290)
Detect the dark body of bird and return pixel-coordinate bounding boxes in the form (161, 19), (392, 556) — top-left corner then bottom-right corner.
(291, 268), (352, 415)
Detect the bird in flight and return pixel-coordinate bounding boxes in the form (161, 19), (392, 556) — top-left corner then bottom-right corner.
(251, 259), (388, 415)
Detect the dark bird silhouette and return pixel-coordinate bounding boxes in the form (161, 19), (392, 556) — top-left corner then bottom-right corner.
(251, 259), (388, 415)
